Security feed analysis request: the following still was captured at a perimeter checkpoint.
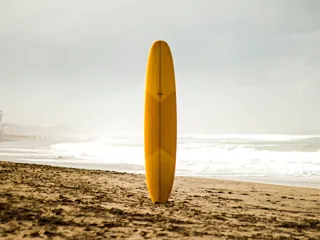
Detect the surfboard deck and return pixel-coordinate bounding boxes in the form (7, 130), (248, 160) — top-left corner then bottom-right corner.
(144, 40), (177, 204)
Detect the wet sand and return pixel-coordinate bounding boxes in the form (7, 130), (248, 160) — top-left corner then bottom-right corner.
(0, 134), (39, 142)
(0, 161), (319, 239)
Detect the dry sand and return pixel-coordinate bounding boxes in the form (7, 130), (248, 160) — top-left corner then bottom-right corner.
(0, 161), (319, 239)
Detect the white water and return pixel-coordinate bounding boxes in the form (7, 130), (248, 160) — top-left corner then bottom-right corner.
(1, 134), (320, 188)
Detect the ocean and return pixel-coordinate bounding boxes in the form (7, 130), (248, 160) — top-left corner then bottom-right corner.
(1, 133), (319, 189)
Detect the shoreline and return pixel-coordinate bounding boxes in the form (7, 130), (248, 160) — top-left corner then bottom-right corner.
(2, 159), (320, 190)
(1, 161), (319, 239)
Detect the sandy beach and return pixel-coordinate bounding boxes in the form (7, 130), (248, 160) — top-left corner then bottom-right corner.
(0, 161), (319, 239)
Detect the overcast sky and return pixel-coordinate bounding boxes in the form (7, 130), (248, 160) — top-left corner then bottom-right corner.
(1, 0), (320, 134)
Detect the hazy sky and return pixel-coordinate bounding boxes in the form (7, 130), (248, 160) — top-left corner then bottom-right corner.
(1, 0), (320, 134)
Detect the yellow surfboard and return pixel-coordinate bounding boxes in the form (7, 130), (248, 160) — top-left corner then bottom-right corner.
(144, 40), (177, 204)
